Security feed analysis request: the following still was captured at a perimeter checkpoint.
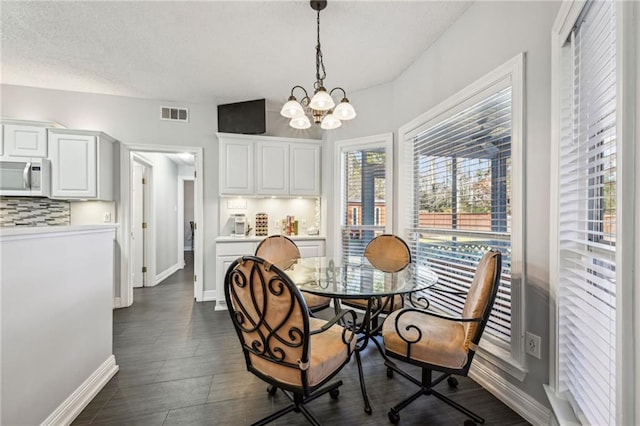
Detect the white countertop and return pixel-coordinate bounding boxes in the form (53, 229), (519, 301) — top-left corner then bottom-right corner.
(216, 234), (324, 243)
(0, 224), (119, 241)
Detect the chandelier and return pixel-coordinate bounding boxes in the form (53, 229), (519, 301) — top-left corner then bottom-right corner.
(280, 0), (356, 130)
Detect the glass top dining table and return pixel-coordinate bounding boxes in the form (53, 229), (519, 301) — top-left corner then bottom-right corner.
(273, 255), (439, 299)
(273, 255), (439, 415)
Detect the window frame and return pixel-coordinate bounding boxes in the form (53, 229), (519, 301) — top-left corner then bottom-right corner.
(333, 133), (394, 257)
(547, 1), (637, 424)
(398, 54), (526, 379)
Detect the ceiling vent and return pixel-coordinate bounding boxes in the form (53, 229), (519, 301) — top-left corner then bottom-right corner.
(160, 106), (189, 122)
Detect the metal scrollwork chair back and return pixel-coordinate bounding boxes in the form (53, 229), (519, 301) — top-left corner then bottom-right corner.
(224, 256), (358, 426)
(382, 249), (502, 425)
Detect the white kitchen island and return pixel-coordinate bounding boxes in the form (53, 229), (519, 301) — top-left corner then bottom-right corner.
(0, 225), (119, 425)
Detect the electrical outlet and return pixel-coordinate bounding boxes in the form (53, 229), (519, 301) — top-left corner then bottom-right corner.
(103, 212), (112, 223)
(301, 219), (307, 228)
(525, 331), (541, 359)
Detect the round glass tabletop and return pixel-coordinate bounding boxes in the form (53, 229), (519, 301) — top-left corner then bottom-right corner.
(273, 256), (438, 299)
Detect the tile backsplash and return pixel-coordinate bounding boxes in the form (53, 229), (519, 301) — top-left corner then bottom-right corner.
(0, 197), (70, 227)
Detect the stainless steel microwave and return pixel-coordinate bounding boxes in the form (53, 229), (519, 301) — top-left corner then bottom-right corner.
(0, 158), (51, 197)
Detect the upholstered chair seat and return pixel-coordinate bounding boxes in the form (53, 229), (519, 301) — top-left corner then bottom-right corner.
(251, 317), (356, 388)
(383, 310), (468, 370)
(225, 256), (360, 425)
(382, 250), (502, 425)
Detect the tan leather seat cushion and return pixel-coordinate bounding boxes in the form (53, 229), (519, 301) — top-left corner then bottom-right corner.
(250, 317), (355, 388)
(303, 293), (331, 310)
(382, 310), (468, 370)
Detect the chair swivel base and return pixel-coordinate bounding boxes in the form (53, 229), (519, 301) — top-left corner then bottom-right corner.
(253, 380), (343, 426)
(385, 362), (485, 425)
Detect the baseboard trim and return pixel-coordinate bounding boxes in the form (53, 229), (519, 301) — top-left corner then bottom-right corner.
(214, 299), (227, 311)
(203, 290), (217, 302)
(469, 359), (550, 426)
(113, 297), (122, 309)
(155, 263), (180, 285)
(41, 355), (118, 426)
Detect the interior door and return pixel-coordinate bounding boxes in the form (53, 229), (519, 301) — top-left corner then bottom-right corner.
(131, 161), (145, 287)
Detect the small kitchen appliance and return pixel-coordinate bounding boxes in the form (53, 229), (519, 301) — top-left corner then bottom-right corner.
(230, 214), (247, 236)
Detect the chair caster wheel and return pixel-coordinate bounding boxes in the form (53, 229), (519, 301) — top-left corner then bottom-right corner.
(386, 367), (394, 378)
(329, 388), (340, 399)
(388, 410), (400, 424)
(267, 385), (277, 396)
(447, 376), (459, 388)
(365, 406), (372, 415)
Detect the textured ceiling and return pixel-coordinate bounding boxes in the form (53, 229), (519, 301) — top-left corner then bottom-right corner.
(1, 1), (472, 106)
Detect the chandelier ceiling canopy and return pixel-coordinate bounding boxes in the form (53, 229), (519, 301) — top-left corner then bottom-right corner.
(280, 0), (356, 130)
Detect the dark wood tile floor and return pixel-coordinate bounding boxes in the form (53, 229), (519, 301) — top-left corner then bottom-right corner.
(73, 253), (530, 425)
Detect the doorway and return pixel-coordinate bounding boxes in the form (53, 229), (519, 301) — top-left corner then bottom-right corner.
(119, 144), (204, 307)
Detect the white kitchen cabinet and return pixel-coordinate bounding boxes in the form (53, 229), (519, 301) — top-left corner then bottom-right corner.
(215, 240), (257, 309)
(219, 138), (254, 195)
(296, 239), (326, 258)
(218, 133), (321, 196)
(290, 143), (321, 196)
(215, 237), (326, 308)
(3, 124), (48, 158)
(48, 129), (115, 200)
(256, 142), (289, 195)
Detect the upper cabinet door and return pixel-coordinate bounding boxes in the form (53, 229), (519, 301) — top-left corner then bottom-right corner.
(219, 139), (254, 195)
(256, 142), (289, 195)
(49, 132), (97, 198)
(4, 125), (48, 158)
(290, 143), (320, 195)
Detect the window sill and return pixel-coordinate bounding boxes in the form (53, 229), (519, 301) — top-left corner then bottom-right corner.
(476, 340), (527, 381)
(543, 385), (581, 425)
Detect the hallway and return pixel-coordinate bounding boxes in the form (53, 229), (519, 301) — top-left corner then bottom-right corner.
(73, 253), (529, 425)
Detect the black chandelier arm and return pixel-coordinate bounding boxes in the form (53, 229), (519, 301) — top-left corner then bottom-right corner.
(329, 87), (348, 99)
(290, 85), (309, 99)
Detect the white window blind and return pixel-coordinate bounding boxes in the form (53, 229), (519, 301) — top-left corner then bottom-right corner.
(557, 2), (617, 425)
(407, 85), (513, 345)
(342, 149), (387, 256)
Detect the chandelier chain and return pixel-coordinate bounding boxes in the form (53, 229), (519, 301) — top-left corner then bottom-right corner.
(315, 8), (326, 89)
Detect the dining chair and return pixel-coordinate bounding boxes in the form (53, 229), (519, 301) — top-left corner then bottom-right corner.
(341, 234), (412, 319)
(381, 250), (502, 425)
(255, 235), (331, 313)
(224, 256), (358, 425)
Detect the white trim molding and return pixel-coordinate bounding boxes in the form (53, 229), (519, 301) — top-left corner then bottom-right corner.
(332, 132), (394, 256)
(119, 143), (204, 307)
(203, 289), (217, 302)
(470, 361), (550, 426)
(397, 53), (527, 379)
(41, 355), (118, 426)
(155, 263), (181, 285)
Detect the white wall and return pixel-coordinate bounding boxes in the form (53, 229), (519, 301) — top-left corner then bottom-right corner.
(1, 226), (117, 425)
(328, 0), (561, 412)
